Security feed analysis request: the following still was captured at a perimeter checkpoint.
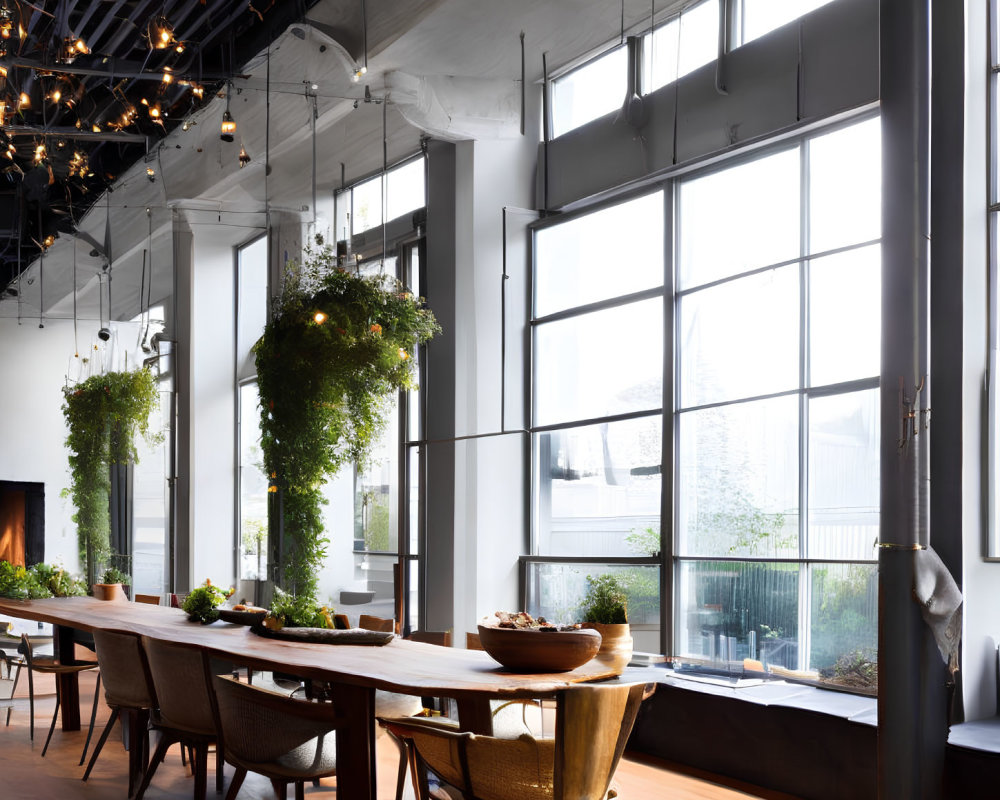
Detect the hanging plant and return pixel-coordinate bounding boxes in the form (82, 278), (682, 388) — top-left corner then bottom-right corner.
(62, 368), (162, 583)
(254, 236), (440, 602)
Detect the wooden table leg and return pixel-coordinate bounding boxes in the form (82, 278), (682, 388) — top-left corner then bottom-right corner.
(53, 624), (81, 731)
(456, 696), (494, 735)
(329, 682), (376, 800)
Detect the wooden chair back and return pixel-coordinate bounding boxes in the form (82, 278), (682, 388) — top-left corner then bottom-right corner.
(134, 594), (160, 605)
(465, 631), (483, 651)
(359, 614), (395, 633)
(406, 630), (451, 648)
(382, 681), (655, 800)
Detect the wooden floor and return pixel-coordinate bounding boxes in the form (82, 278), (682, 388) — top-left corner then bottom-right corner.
(0, 669), (785, 799)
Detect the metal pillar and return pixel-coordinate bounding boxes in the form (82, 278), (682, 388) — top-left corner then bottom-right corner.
(878, 0), (944, 797)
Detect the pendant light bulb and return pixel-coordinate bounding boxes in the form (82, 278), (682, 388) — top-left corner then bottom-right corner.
(220, 110), (236, 142)
(238, 144), (251, 168)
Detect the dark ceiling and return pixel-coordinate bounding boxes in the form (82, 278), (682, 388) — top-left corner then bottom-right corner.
(0, 0), (322, 291)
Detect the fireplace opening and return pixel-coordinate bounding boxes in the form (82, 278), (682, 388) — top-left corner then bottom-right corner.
(0, 481), (44, 566)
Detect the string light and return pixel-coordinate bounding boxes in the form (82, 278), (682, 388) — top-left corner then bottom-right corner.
(149, 15), (175, 50)
(238, 144), (251, 168)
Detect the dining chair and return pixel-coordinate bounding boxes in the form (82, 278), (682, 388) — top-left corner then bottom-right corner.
(82, 629), (157, 797)
(16, 632), (101, 757)
(380, 681), (655, 800)
(134, 594), (161, 606)
(135, 637), (223, 800)
(212, 674), (339, 800)
(358, 613), (396, 633)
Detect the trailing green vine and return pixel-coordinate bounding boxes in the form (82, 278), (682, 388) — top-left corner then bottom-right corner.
(255, 237), (440, 602)
(62, 368), (162, 583)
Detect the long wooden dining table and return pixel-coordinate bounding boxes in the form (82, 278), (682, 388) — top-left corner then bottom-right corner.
(0, 596), (626, 798)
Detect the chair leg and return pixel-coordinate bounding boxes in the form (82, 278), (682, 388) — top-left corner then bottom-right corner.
(82, 707), (119, 782)
(79, 671), (103, 765)
(194, 743), (208, 800)
(41, 686), (61, 756)
(26, 660), (34, 741)
(216, 742), (224, 793)
(294, 781), (305, 800)
(134, 733), (172, 800)
(224, 767), (246, 800)
(5, 660), (20, 726)
(270, 778), (288, 800)
(391, 732), (409, 800)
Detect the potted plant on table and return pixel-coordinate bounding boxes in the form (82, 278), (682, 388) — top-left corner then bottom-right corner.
(92, 563), (131, 601)
(579, 573), (634, 672)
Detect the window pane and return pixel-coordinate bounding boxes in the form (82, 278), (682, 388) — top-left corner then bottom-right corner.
(679, 266), (799, 407)
(352, 175), (382, 233)
(677, 560), (799, 669)
(809, 245), (880, 386)
(534, 417), (661, 557)
(809, 563), (878, 686)
(677, 396), (799, 558)
(386, 158), (425, 223)
(236, 236), (268, 376)
(677, 0), (719, 77)
(525, 562), (661, 652)
(239, 382), (268, 581)
(552, 46), (627, 138)
(534, 298), (663, 426)
(809, 117), (881, 253)
(643, 0), (718, 94)
(808, 390), (879, 560)
(678, 148), (800, 289)
(740, 0), (837, 46)
(643, 17), (679, 93)
(535, 192), (664, 317)
(355, 401), (400, 554)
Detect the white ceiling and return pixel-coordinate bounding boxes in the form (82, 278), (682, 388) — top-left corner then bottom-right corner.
(0, 0), (687, 324)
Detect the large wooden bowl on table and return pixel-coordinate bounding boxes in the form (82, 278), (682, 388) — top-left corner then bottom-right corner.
(476, 623), (602, 673)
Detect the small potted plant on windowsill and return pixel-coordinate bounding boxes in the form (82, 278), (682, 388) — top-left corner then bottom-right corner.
(579, 573), (633, 673)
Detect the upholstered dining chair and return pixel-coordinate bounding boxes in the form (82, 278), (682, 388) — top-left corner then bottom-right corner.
(82, 629), (157, 797)
(212, 674), (340, 800)
(135, 637), (223, 800)
(380, 681), (655, 800)
(16, 632), (101, 757)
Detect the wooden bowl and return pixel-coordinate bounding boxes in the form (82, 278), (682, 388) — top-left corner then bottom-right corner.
(476, 624), (602, 673)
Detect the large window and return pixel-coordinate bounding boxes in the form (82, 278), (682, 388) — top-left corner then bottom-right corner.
(235, 236), (269, 582)
(528, 115), (881, 686)
(677, 118), (881, 678)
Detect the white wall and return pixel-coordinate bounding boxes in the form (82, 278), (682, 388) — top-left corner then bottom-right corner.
(186, 228), (239, 589)
(0, 315), (151, 573)
(961, 0), (997, 721)
(447, 111), (539, 635)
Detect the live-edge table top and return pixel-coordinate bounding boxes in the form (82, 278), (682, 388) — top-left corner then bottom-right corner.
(0, 596), (623, 700)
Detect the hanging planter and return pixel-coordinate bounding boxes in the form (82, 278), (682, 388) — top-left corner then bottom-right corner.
(254, 237), (440, 604)
(62, 368), (162, 585)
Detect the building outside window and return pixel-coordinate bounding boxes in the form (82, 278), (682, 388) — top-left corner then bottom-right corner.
(527, 114), (880, 684)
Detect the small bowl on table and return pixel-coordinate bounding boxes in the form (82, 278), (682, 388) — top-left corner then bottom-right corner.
(477, 623), (602, 673)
